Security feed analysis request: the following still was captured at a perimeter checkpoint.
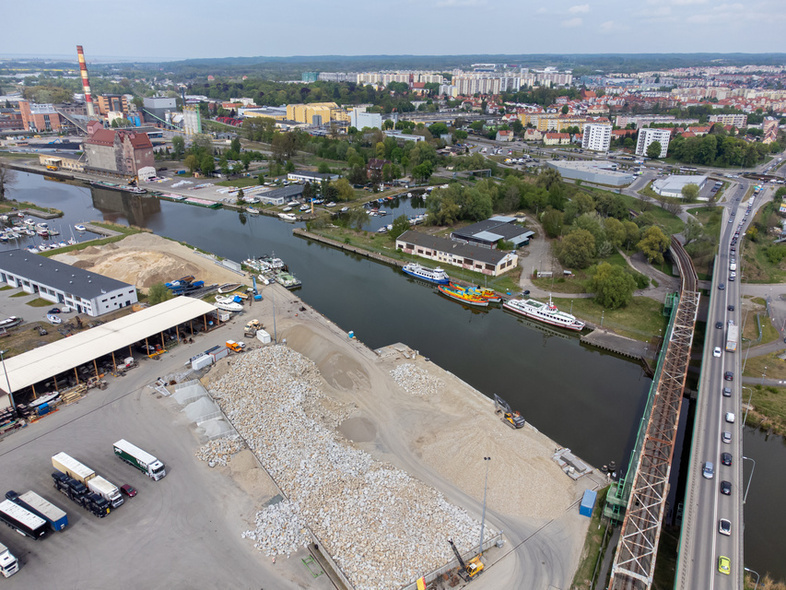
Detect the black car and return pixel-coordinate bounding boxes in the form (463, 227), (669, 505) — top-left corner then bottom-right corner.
(724, 371), (734, 381)
(721, 452), (732, 466)
(720, 480), (732, 495)
(715, 322), (723, 329)
(48, 307), (61, 314)
(718, 283), (725, 291)
(728, 305), (735, 311)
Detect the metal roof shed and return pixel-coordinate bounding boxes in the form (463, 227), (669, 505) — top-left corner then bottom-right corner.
(0, 297), (217, 409)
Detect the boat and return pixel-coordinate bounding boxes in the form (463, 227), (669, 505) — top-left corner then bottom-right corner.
(29, 391), (61, 408)
(89, 180), (147, 194)
(230, 291), (249, 300)
(36, 222), (49, 230)
(23, 218), (35, 226)
(48, 227), (60, 236)
(0, 316), (23, 329)
(503, 295), (585, 331)
(275, 272), (302, 289)
(217, 283), (242, 294)
(214, 295), (237, 304)
(437, 284), (489, 307)
(340, 206), (349, 213)
(402, 263), (450, 285)
(282, 206), (293, 212)
(278, 213), (297, 222)
(46, 313), (62, 325)
(213, 301), (243, 312)
(245, 207), (259, 215)
(37, 229), (49, 237)
(465, 286), (502, 303)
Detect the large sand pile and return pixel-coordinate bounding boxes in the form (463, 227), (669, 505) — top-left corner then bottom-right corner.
(52, 233), (248, 292)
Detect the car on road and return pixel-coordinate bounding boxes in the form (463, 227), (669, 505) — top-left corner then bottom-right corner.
(725, 412), (735, 423)
(702, 462), (714, 479)
(722, 431), (732, 443)
(719, 519), (731, 536)
(713, 347), (722, 357)
(715, 321), (723, 329)
(718, 556), (731, 575)
(728, 304), (735, 311)
(718, 283), (725, 290)
(722, 386), (732, 397)
(48, 307), (61, 314)
(120, 484), (137, 497)
(724, 371), (734, 381)
(721, 452), (732, 466)
(720, 480), (732, 495)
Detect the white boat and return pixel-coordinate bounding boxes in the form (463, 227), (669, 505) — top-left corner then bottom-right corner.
(24, 218), (35, 226)
(278, 213), (297, 222)
(325, 202), (336, 208)
(213, 301), (243, 312)
(217, 282), (242, 294)
(214, 295), (237, 304)
(282, 206), (293, 212)
(46, 313), (62, 325)
(48, 227), (60, 236)
(36, 222), (49, 230)
(503, 295), (585, 331)
(402, 263), (450, 284)
(246, 207), (259, 215)
(74, 224), (86, 232)
(340, 206), (349, 213)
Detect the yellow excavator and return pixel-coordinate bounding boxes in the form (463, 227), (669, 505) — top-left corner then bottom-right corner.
(447, 539), (484, 581)
(494, 394), (525, 429)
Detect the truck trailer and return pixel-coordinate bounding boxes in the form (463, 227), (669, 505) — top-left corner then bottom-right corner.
(51, 473), (110, 518)
(51, 452), (95, 484)
(113, 439), (167, 480)
(0, 499), (47, 540)
(726, 324), (739, 352)
(0, 542), (19, 577)
(5, 490), (68, 531)
(86, 476), (124, 508)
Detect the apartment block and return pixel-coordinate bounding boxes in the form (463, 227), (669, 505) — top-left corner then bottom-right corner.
(581, 124), (612, 152)
(636, 128), (671, 158)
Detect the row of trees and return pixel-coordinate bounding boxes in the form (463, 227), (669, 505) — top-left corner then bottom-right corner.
(668, 129), (780, 167)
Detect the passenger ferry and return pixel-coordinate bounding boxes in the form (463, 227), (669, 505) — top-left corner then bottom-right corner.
(503, 295), (585, 331)
(402, 263), (450, 285)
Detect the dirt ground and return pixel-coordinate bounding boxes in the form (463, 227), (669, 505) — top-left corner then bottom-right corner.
(51, 233), (250, 292)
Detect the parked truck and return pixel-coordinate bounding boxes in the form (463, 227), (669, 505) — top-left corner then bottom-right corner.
(5, 490), (68, 531)
(86, 476), (124, 508)
(113, 439), (167, 480)
(226, 340), (245, 353)
(0, 542), (19, 577)
(726, 324), (739, 352)
(0, 499), (47, 540)
(51, 452), (95, 484)
(51, 473), (110, 518)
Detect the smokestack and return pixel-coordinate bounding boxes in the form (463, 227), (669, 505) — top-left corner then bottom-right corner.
(77, 45), (95, 117)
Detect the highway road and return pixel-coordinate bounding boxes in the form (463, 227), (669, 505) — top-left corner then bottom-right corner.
(676, 180), (766, 590)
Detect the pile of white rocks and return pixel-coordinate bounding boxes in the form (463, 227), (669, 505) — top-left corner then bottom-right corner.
(195, 436), (245, 467)
(210, 346), (492, 590)
(389, 363), (443, 397)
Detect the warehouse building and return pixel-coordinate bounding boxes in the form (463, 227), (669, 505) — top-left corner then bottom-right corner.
(0, 250), (138, 317)
(396, 230), (518, 276)
(651, 175), (708, 198)
(451, 216), (534, 249)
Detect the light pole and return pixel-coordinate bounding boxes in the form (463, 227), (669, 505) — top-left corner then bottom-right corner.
(479, 456), (491, 556)
(0, 349), (15, 413)
(744, 567), (760, 590)
(742, 456), (756, 504)
(742, 386), (754, 424)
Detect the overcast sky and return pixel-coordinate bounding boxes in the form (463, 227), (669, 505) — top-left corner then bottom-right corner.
(2, 0), (785, 61)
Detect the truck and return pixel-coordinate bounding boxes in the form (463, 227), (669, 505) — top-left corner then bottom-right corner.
(0, 499), (47, 539)
(51, 452), (95, 485)
(5, 490), (68, 532)
(51, 473), (110, 517)
(0, 542), (19, 577)
(226, 340), (246, 353)
(729, 262), (737, 272)
(86, 476), (124, 508)
(726, 324), (739, 352)
(113, 439), (167, 481)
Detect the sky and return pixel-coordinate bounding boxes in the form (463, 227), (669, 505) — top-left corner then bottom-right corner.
(1, 0), (785, 61)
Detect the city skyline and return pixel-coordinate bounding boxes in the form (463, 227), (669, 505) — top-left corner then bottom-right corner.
(2, 0), (785, 61)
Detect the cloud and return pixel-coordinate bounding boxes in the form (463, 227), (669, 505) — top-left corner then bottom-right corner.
(569, 4), (590, 13)
(599, 20), (629, 33)
(561, 17), (583, 27)
(435, 0), (486, 7)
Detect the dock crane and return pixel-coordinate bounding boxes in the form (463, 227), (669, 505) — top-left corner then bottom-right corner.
(447, 539), (484, 581)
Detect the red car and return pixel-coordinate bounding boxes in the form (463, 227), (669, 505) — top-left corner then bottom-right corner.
(120, 484), (137, 497)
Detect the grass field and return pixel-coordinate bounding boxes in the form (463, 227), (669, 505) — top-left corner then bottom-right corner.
(25, 298), (53, 308)
(552, 295), (668, 340)
(743, 384), (786, 437)
(743, 352), (785, 380)
(215, 177), (260, 188)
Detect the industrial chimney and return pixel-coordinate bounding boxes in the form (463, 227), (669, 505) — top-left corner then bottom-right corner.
(76, 45), (95, 117)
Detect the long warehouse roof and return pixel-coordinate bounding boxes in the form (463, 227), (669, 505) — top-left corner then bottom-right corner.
(0, 297), (217, 402)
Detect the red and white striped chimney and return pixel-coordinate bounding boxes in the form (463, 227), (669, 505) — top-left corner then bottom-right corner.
(76, 45), (95, 117)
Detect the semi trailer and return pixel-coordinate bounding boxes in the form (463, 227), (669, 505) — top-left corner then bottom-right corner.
(51, 473), (110, 517)
(0, 499), (47, 540)
(86, 476), (124, 508)
(113, 439), (166, 480)
(51, 452), (95, 484)
(5, 490), (68, 531)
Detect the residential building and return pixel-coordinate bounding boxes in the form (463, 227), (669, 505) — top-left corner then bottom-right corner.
(396, 230), (518, 277)
(0, 250), (138, 317)
(83, 120), (154, 177)
(636, 128), (671, 158)
(350, 107), (382, 130)
(496, 130), (514, 142)
(18, 101), (64, 132)
(543, 132), (571, 146)
(366, 158), (390, 179)
(581, 123), (612, 152)
(96, 94), (130, 117)
(524, 128), (543, 141)
(450, 216), (534, 249)
(708, 113), (747, 128)
(763, 117), (779, 144)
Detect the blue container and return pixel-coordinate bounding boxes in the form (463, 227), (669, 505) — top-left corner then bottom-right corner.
(579, 489), (597, 518)
(37, 403), (50, 416)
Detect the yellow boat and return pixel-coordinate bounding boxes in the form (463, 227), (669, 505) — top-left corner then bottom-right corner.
(437, 284), (489, 307)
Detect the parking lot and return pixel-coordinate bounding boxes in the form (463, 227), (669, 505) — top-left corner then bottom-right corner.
(0, 323), (328, 589)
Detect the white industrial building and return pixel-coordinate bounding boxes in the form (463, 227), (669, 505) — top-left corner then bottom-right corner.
(0, 250), (137, 317)
(349, 107), (382, 130)
(636, 128), (671, 159)
(651, 175), (708, 198)
(581, 124), (612, 152)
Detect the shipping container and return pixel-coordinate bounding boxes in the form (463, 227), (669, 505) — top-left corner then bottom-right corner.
(256, 329), (272, 344)
(51, 452), (95, 484)
(191, 354), (214, 371)
(579, 489), (597, 518)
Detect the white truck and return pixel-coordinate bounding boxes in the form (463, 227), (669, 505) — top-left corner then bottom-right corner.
(0, 542), (19, 577)
(113, 439), (167, 481)
(726, 324), (739, 352)
(87, 476), (124, 508)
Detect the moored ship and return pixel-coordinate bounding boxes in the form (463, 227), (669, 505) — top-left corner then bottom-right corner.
(502, 295), (585, 331)
(402, 263), (450, 285)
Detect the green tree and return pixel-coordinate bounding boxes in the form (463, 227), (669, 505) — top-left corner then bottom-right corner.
(587, 262), (637, 309)
(334, 178), (355, 202)
(184, 154), (198, 174)
(200, 153), (215, 175)
(390, 215), (411, 240)
(646, 140), (662, 159)
(542, 208), (564, 238)
(318, 162), (331, 174)
(561, 105), (569, 115)
(681, 183), (700, 202)
(622, 221), (640, 251)
(230, 136), (242, 154)
(604, 217), (626, 248)
(638, 226), (670, 264)
(148, 283), (173, 305)
(241, 152), (252, 171)
(683, 217), (704, 245)
(557, 228), (596, 269)
(412, 161), (434, 183)
(171, 135), (185, 159)
(219, 155), (230, 175)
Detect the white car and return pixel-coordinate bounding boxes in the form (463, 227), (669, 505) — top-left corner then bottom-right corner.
(725, 412), (735, 423)
(713, 347), (722, 358)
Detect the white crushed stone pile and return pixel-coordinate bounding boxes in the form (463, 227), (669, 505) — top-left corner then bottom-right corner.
(196, 436), (245, 467)
(389, 363), (444, 397)
(211, 346), (492, 590)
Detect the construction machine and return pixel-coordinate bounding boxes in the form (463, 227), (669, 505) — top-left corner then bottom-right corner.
(493, 394), (525, 429)
(244, 319), (262, 337)
(447, 539), (484, 581)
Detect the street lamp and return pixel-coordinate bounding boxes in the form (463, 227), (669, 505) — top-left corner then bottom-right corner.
(0, 349), (16, 413)
(479, 456), (491, 556)
(742, 456), (756, 504)
(744, 567), (760, 590)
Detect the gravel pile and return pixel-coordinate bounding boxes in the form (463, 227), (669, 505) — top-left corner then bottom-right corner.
(389, 363), (444, 397)
(210, 346), (491, 590)
(196, 436), (245, 467)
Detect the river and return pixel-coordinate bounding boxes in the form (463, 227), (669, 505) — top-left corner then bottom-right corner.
(4, 172), (784, 580)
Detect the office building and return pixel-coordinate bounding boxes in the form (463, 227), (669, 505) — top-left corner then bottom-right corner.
(350, 107), (382, 130)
